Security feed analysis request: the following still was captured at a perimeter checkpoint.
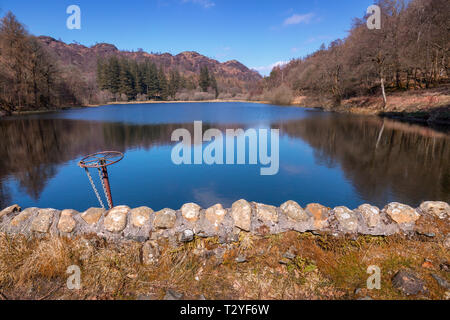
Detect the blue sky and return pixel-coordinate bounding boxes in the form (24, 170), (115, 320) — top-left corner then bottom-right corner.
(0, 0), (375, 75)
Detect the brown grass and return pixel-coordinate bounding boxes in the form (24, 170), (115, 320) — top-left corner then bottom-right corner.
(0, 231), (448, 300)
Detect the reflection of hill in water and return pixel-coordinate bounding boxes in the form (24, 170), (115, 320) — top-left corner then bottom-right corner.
(277, 114), (450, 206)
(0, 114), (449, 208)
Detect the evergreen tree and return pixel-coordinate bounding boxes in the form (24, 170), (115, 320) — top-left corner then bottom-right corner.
(145, 62), (159, 98)
(118, 59), (135, 100)
(168, 69), (181, 100)
(210, 73), (219, 98)
(199, 66), (210, 92)
(157, 66), (168, 100)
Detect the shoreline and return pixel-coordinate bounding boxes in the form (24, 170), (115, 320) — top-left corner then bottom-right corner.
(3, 93), (449, 128)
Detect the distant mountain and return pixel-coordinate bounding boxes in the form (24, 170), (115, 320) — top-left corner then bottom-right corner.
(38, 36), (262, 84)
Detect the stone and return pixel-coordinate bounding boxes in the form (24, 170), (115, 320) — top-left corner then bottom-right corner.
(104, 206), (129, 233)
(305, 203), (330, 229)
(333, 206), (359, 233)
(57, 209), (77, 233)
(164, 289), (184, 300)
(444, 236), (450, 249)
(384, 202), (420, 224)
(181, 203), (201, 222)
(392, 270), (425, 295)
(255, 203), (278, 224)
(10, 208), (34, 227)
(81, 207), (105, 225)
(30, 209), (55, 233)
(419, 201), (450, 220)
(205, 204), (227, 227)
(235, 255), (247, 263)
(153, 208), (177, 229)
(142, 240), (160, 265)
(0, 204), (21, 219)
(356, 204), (381, 228)
(231, 199), (252, 231)
(283, 251), (296, 260)
(280, 200), (309, 222)
(432, 274), (450, 290)
(179, 229), (194, 242)
(130, 206), (152, 228)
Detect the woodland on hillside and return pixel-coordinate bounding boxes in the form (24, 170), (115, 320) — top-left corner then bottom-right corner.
(96, 57), (219, 101)
(0, 13), (238, 115)
(260, 0), (449, 106)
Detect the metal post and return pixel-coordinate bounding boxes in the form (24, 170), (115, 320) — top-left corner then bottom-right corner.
(100, 160), (114, 208)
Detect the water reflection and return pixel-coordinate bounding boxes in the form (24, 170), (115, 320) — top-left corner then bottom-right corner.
(0, 103), (448, 210)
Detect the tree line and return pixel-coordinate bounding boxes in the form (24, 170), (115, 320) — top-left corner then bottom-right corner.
(263, 0), (449, 107)
(0, 11), (223, 115)
(0, 12), (79, 115)
(97, 56), (220, 101)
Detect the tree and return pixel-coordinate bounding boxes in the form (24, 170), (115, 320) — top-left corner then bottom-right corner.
(199, 66), (210, 92)
(157, 66), (168, 100)
(168, 69), (181, 100)
(210, 73), (219, 98)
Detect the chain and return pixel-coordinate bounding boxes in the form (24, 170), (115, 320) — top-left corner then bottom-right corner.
(98, 167), (112, 209)
(84, 167), (105, 209)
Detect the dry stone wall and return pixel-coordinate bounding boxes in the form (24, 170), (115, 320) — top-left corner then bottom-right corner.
(0, 200), (449, 244)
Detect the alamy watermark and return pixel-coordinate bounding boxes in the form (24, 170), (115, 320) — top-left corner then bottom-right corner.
(66, 265), (81, 290)
(66, 5), (81, 30)
(171, 121), (279, 175)
(367, 265), (381, 289)
(367, 4), (381, 30)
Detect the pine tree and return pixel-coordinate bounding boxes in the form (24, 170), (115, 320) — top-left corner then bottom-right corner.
(157, 66), (168, 100)
(145, 62), (159, 98)
(210, 73), (219, 98)
(168, 69), (181, 100)
(118, 59), (135, 100)
(199, 66), (210, 92)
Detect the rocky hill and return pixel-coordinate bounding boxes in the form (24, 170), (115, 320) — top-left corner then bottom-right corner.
(38, 36), (262, 84)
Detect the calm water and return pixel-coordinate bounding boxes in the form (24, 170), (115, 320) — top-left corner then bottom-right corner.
(0, 102), (449, 211)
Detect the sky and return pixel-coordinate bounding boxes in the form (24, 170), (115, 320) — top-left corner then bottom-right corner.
(0, 0), (375, 76)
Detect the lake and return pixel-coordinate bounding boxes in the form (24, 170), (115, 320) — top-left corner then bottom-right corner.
(0, 102), (449, 211)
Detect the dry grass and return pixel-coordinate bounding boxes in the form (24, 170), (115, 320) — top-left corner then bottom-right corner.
(0, 231), (448, 300)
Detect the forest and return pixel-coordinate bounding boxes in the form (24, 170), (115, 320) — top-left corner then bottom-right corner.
(96, 58), (219, 102)
(260, 0), (449, 106)
(1, 0), (449, 114)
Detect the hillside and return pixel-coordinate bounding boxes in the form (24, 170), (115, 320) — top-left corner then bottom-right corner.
(38, 36), (261, 97)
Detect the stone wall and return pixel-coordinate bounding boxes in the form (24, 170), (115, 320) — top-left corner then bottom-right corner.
(0, 200), (449, 244)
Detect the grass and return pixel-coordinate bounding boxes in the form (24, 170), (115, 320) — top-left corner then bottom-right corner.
(0, 231), (448, 300)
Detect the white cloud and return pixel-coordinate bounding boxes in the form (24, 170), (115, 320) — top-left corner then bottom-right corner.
(283, 13), (314, 26)
(182, 0), (215, 8)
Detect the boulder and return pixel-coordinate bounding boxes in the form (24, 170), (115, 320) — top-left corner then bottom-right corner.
(383, 202), (420, 224)
(0, 204), (21, 219)
(205, 204), (227, 227)
(153, 208), (177, 229)
(30, 209), (55, 233)
(81, 207), (105, 225)
(179, 229), (194, 242)
(181, 203), (201, 222)
(104, 206), (129, 233)
(305, 203), (330, 229)
(231, 199), (252, 231)
(392, 270), (425, 295)
(356, 204), (380, 228)
(10, 208), (34, 227)
(255, 203), (278, 224)
(130, 206), (152, 228)
(57, 209), (77, 233)
(419, 201), (450, 220)
(280, 200), (309, 222)
(333, 206), (359, 233)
